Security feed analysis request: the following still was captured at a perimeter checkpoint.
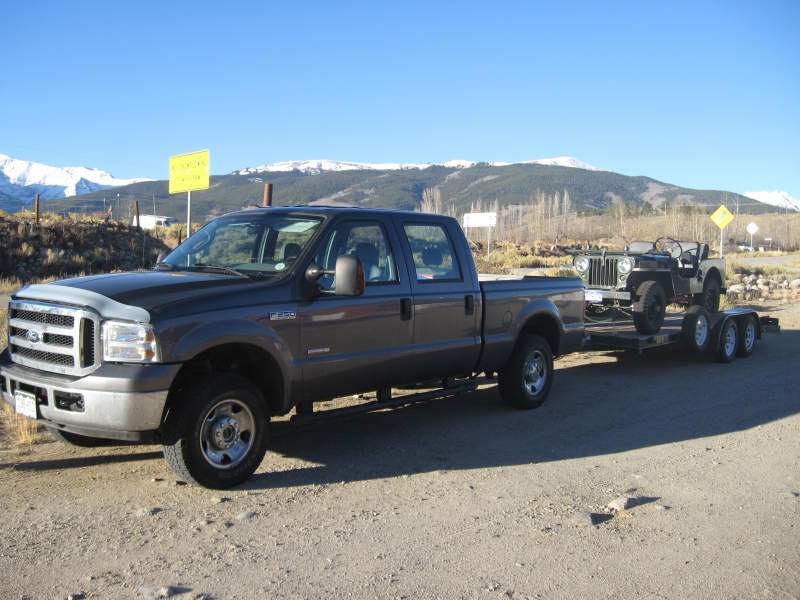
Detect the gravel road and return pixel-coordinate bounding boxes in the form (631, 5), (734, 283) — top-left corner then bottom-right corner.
(1, 301), (799, 600)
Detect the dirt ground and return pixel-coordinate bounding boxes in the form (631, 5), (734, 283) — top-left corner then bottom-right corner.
(1, 302), (799, 600)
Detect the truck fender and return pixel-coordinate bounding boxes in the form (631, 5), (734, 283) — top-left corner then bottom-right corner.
(510, 298), (563, 356)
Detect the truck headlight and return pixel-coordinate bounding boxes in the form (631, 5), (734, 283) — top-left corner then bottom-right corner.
(618, 257), (634, 275)
(102, 321), (160, 362)
(575, 256), (590, 272)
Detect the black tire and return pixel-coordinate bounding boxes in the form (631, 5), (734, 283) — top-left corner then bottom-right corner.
(162, 374), (269, 489)
(695, 276), (721, 313)
(736, 315), (758, 358)
(714, 319), (738, 363)
(633, 280), (667, 335)
(498, 334), (554, 409)
(46, 427), (113, 447)
(681, 306), (711, 353)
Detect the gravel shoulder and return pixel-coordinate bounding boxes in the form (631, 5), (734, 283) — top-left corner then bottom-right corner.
(1, 301), (799, 600)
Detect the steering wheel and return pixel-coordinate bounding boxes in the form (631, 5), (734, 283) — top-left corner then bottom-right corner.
(654, 237), (683, 257)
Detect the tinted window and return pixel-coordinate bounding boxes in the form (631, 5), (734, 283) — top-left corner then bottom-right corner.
(315, 221), (398, 289)
(403, 223), (461, 281)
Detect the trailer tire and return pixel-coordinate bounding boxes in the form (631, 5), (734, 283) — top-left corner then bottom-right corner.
(46, 427), (113, 447)
(633, 280), (667, 335)
(681, 306), (711, 353)
(162, 374), (269, 489)
(498, 334), (554, 410)
(714, 319), (738, 363)
(736, 315), (758, 358)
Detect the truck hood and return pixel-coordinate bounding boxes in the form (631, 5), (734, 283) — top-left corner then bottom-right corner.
(14, 271), (263, 321)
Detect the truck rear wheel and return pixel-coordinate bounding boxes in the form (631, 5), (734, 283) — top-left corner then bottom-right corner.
(498, 334), (554, 409)
(633, 280), (667, 334)
(162, 374), (269, 489)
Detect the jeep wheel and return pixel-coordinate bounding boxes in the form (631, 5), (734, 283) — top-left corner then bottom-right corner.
(633, 280), (667, 335)
(714, 319), (738, 363)
(681, 306), (711, 353)
(695, 277), (721, 313)
(735, 315), (758, 358)
(46, 427), (114, 447)
(498, 334), (554, 409)
(163, 374), (269, 489)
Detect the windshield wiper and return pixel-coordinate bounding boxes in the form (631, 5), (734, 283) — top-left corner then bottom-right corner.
(187, 263), (249, 278)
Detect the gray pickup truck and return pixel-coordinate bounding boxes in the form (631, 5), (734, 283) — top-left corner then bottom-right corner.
(1, 207), (584, 488)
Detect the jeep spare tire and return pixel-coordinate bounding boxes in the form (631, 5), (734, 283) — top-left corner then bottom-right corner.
(633, 280), (667, 335)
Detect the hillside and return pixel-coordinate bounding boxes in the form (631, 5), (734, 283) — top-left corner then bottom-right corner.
(45, 163), (768, 222)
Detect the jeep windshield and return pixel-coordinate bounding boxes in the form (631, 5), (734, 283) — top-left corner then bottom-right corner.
(162, 214), (323, 276)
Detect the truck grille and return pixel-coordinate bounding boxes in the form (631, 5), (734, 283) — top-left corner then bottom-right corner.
(8, 301), (100, 376)
(587, 257), (620, 287)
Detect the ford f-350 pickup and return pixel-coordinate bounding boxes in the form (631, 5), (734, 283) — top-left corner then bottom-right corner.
(1, 207), (584, 488)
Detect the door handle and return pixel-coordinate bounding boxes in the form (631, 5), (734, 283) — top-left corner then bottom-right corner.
(400, 298), (412, 321)
(465, 294), (475, 315)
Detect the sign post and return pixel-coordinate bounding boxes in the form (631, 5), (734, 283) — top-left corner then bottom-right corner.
(169, 149), (210, 237)
(462, 212), (497, 256)
(746, 221), (759, 250)
(710, 204), (734, 257)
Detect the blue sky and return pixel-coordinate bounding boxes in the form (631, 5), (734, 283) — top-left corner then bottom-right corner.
(2, 0), (798, 196)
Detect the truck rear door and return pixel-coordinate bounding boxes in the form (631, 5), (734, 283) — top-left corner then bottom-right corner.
(394, 216), (481, 381)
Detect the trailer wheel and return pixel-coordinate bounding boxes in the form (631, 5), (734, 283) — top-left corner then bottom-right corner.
(714, 319), (738, 363)
(736, 315), (758, 358)
(498, 334), (554, 409)
(633, 280), (667, 334)
(162, 374), (270, 489)
(681, 306), (711, 353)
(46, 427), (114, 447)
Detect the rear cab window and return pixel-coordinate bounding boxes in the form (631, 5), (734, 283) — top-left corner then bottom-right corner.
(402, 223), (461, 282)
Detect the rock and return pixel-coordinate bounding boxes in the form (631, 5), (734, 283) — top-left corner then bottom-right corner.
(790, 279), (800, 289)
(235, 511), (257, 522)
(67, 593), (86, 600)
(135, 507), (162, 517)
(606, 496), (636, 512)
(136, 585), (175, 600)
(212, 496), (230, 505)
(727, 284), (745, 295)
(570, 511), (596, 527)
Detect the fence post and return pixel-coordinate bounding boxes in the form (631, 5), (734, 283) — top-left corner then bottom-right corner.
(134, 200), (140, 230)
(263, 182), (273, 207)
(34, 193), (40, 225)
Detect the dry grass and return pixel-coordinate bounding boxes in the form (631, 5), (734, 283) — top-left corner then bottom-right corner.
(0, 275), (58, 296)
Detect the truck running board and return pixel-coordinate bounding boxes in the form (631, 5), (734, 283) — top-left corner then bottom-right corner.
(289, 380), (480, 425)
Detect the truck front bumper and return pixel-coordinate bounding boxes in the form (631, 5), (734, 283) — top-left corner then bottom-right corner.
(584, 288), (631, 303)
(0, 351), (181, 441)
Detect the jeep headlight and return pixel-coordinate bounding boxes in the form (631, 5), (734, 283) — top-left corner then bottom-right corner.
(618, 257), (634, 275)
(102, 321), (160, 362)
(575, 256), (590, 273)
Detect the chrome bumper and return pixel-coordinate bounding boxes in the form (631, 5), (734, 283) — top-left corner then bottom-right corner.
(585, 289), (631, 302)
(0, 353), (180, 440)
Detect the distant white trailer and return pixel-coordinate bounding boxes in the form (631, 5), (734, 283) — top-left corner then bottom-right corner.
(133, 214), (178, 230)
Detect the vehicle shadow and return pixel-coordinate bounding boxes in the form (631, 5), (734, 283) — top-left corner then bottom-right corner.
(2, 450), (163, 471)
(242, 328), (799, 490)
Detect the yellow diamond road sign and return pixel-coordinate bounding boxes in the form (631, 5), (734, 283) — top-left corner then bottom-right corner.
(169, 149), (210, 194)
(710, 204), (734, 229)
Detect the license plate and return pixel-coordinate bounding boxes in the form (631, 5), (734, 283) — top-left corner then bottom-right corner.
(14, 390), (38, 420)
(585, 290), (604, 303)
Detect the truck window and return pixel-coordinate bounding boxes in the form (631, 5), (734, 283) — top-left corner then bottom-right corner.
(403, 223), (461, 281)
(315, 221), (398, 289)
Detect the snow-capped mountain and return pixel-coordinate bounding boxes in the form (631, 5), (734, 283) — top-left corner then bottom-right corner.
(0, 153), (150, 203)
(233, 156), (603, 175)
(744, 190), (800, 212)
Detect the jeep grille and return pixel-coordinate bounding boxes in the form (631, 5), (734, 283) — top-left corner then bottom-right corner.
(587, 257), (619, 288)
(8, 301), (100, 376)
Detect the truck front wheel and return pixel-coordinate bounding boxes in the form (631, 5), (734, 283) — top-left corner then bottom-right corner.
(498, 334), (554, 409)
(633, 280), (667, 334)
(162, 374), (270, 489)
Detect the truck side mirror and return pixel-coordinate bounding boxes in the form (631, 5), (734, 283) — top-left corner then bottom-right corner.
(305, 263), (325, 283)
(334, 255), (365, 296)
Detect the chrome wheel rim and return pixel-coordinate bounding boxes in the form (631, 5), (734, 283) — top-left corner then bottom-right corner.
(724, 325), (737, 357)
(200, 399), (255, 469)
(522, 350), (547, 396)
(695, 315), (709, 348)
(744, 321), (756, 352)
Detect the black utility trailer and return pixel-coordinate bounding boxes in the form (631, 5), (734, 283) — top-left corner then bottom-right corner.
(584, 307), (780, 363)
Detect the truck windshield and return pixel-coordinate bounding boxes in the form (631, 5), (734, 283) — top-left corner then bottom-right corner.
(163, 215), (322, 276)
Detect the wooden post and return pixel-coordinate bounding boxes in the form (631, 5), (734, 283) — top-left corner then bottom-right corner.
(262, 182), (273, 207)
(134, 200), (140, 230)
(34, 193), (40, 225)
